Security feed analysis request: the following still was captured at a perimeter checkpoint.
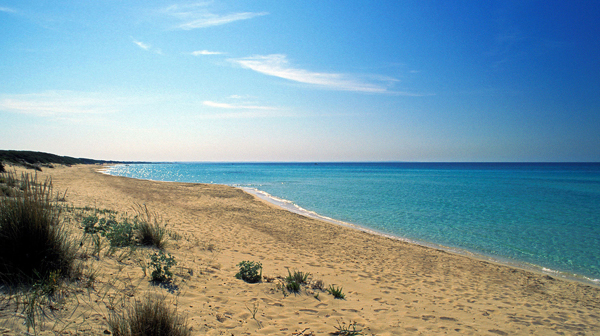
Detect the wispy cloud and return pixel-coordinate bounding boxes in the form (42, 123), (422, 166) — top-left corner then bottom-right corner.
(162, 3), (268, 30)
(203, 100), (277, 110)
(179, 12), (268, 29)
(196, 111), (285, 120)
(0, 6), (16, 13)
(132, 39), (162, 54)
(191, 50), (224, 56)
(0, 91), (120, 117)
(229, 54), (399, 93)
(133, 40), (151, 50)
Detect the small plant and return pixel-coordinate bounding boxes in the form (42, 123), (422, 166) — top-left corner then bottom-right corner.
(82, 215), (112, 234)
(19, 286), (47, 334)
(312, 279), (325, 291)
(108, 294), (191, 336)
(275, 282), (289, 298)
(106, 218), (136, 247)
(150, 250), (176, 283)
(284, 269), (308, 293)
(235, 261), (262, 283)
(286, 279), (301, 293)
(81, 266), (99, 289)
(287, 269), (310, 284)
(327, 285), (345, 299)
(245, 302), (262, 328)
(91, 233), (104, 259)
(333, 320), (363, 336)
(34, 270), (62, 296)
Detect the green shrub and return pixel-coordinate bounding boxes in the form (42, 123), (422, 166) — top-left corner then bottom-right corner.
(0, 174), (77, 285)
(108, 294), (190, 336)
(235, 261), (262, 283)
(327, 285), (345, 299)
(150, 251), (176, 283)
(82, 215), (111, 235)
(106, 218), (135, 247)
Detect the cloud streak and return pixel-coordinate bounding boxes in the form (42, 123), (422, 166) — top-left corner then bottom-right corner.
(179, 12), (268, 29)
(191, 50), (224, 56)
(0, 91), (120, 117)
(203, 100), (277, 110)
(0, 6), (16, 13)
(163, 3), (268, 30)
(132, 39), (162, 54)
(229, 54), (398, 93)
(133, 40), (151, 50)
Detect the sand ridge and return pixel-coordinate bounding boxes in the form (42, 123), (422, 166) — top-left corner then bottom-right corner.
(1, 164), (599, 335)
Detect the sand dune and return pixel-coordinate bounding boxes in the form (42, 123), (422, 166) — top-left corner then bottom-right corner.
(1, 164), (599, 335)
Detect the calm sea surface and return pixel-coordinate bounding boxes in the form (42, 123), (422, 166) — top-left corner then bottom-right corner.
(105, 162), (600, 283)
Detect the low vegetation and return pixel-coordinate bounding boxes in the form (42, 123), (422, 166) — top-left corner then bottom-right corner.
(235, 260), (262, 283)
(333, 320), (363, 336)
(0, 173), (77, 285)
(150, 250), (177, 283)
(327, 284), (346, 299)
(81, 203), (168, 250)
(134, 204), (168, 249)
(285, 269), (310, 293)
(108, 294), (191, 336)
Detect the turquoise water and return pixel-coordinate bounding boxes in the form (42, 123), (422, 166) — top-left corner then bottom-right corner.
(105, 162), (600, 283)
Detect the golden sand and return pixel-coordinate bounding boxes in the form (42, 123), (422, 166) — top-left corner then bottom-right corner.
(1, 164), (599, 335)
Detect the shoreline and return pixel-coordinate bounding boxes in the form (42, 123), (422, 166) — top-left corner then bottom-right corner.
(103, 165), (600, 288)
(243, 187), (600, 288)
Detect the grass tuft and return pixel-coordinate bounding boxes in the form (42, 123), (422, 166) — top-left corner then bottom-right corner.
(108, 294), (191, 336)
(327, 284), (345, 299)
(0, 173), (77, 285)
(285, 269), (310, 293)
(333, 319), (363, 335)
(134, 204), (167, 249)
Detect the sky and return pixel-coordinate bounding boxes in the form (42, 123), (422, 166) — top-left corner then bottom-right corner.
(1, 1), (599, 162)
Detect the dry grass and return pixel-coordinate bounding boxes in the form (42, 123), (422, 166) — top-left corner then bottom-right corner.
(0, 173), (77, 285)
(108, 294), (191, 336)
(134, 204), (168, 249)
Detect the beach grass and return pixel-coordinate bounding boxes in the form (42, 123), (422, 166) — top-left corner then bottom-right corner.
(108, 294), (190, 336)
(0, 173), (77, 285)
(134, 203), (168, 249)
(327, 285), (345, 299)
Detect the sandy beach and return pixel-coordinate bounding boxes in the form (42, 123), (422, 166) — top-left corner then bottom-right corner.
(1, 164), (599, 335)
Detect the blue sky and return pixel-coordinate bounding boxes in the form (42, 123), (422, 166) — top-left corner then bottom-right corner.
(1, 1), (599, 162)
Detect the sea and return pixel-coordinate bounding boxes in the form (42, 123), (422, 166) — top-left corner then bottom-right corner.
(104, 162), (600, 285)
